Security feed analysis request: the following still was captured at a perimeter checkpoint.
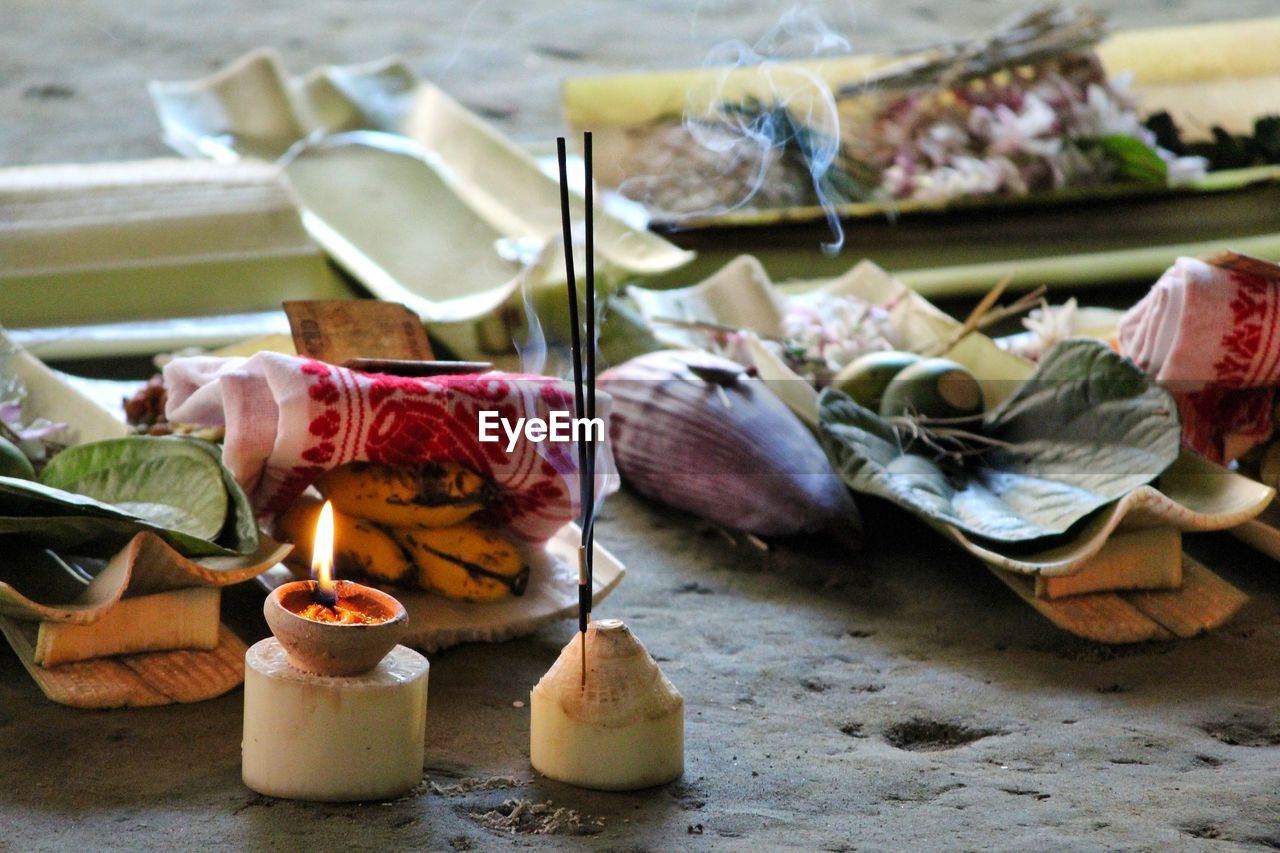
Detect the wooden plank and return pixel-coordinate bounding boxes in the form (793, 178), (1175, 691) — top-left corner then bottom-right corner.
(0, 616), (247, 709)
(990, 568), (1174, 644)
(1122, 555), (1249, 638)
(1034, 528), (1182, 600)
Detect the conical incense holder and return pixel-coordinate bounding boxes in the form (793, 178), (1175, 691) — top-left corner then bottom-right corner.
(530, 619), (683, 791)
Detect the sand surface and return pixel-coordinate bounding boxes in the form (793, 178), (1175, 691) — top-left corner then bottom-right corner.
(3, 1), (1280, 849)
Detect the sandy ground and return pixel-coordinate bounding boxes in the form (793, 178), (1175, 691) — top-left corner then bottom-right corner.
(3, 1), (1280, 850)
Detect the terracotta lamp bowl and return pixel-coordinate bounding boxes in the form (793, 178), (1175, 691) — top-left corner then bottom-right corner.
(264, 580), (408, 677)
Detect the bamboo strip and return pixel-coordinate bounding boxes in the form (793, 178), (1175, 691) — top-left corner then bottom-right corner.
(1123, 556), (1249, 639)
(991, 552), (1247, 644)
(991, 568), (1175, 644)
(0, 618), (247, 708)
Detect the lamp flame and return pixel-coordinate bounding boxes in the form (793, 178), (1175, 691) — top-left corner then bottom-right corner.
(312, 500), (337, 607)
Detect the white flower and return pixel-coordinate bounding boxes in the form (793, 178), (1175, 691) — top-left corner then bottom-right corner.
(1005, 298), (1077, 361)
(879, 162), (917, 199)
(975, 94), (1061, 157)
(1073, 82), (1147, 139)
(918, 121), (969, 165)
(782, 294), (899, 373)
(911, 156), (1005, 201)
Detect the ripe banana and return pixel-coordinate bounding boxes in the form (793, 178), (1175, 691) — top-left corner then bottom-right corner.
(316, 462), (491, 529)
(394, 524), (530, 602)
(274, 495), (414, 584)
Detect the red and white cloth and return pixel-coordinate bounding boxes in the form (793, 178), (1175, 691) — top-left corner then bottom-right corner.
(164, 352), (614, 544)
(1118, 256), (1280, 462)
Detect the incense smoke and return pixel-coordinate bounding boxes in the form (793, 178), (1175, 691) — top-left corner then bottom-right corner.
(621, 7), (855, 253)
(509, 183), (615, 525)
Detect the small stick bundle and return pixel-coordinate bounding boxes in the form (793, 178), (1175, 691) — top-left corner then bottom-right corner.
(928, 275), (1048, 357)
(555, 133), (598, 687)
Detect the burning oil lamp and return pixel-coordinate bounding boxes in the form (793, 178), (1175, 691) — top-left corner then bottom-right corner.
(242, 501), (430, 802)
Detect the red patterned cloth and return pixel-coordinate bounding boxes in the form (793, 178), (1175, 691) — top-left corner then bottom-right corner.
(1118, 256), (1280, 463)
(163, 353), (613, 544)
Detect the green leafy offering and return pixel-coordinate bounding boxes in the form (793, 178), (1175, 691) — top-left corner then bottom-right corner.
(818, 340), (1181, 542)
(1089, 135), (1168, 186)
(0, 436), (259, 558)
(40, 437), (227, 539)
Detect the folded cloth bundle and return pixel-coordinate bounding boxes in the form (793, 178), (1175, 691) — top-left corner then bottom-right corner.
(164, 353), (614, 543)
(1118, 255), (1280, 463)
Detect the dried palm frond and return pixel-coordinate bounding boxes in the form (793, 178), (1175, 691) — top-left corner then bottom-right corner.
(836, 5), (1106, 98)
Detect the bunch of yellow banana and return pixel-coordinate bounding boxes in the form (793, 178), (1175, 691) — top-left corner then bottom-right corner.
(395, 525), (530, 601)
(274, 463), (530, 602)
(315, 461), (492, 528)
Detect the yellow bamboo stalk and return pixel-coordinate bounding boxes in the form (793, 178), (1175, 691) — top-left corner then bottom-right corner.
(563, 15), (1280, 132)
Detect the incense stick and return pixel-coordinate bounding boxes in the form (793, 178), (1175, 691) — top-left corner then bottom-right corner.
(555, 138), (591, 687)
(584, 130), (596, 623)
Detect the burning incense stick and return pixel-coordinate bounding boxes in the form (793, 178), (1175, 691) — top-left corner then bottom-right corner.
(555, 137), (593, 687)
(584, 130), (596, 618)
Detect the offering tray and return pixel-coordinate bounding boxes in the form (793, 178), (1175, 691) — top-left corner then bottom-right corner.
(565, 15), (1280, 295)
(631, 256), (1274, 643)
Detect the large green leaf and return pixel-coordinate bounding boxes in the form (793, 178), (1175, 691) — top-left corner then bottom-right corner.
(39, 437), (227, 539)
(818, 339), (1181, 542)
(0, 512), (224, 558)
(0, 437), (260, 558)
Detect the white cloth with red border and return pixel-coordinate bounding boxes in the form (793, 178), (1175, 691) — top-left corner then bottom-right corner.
(163, 352), (613, 543)
(1118, 255), (1280, 463)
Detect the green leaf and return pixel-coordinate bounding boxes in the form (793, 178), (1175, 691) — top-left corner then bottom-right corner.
(39, 437), (227, 540)
(181, 438), (260, 555)
(1091, 135), (1168, 186)
(0, 482), (241, 558)
(0, 513), (160, 555)
(0, 436), (260, 558)
(818, 340), (1181, 542)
